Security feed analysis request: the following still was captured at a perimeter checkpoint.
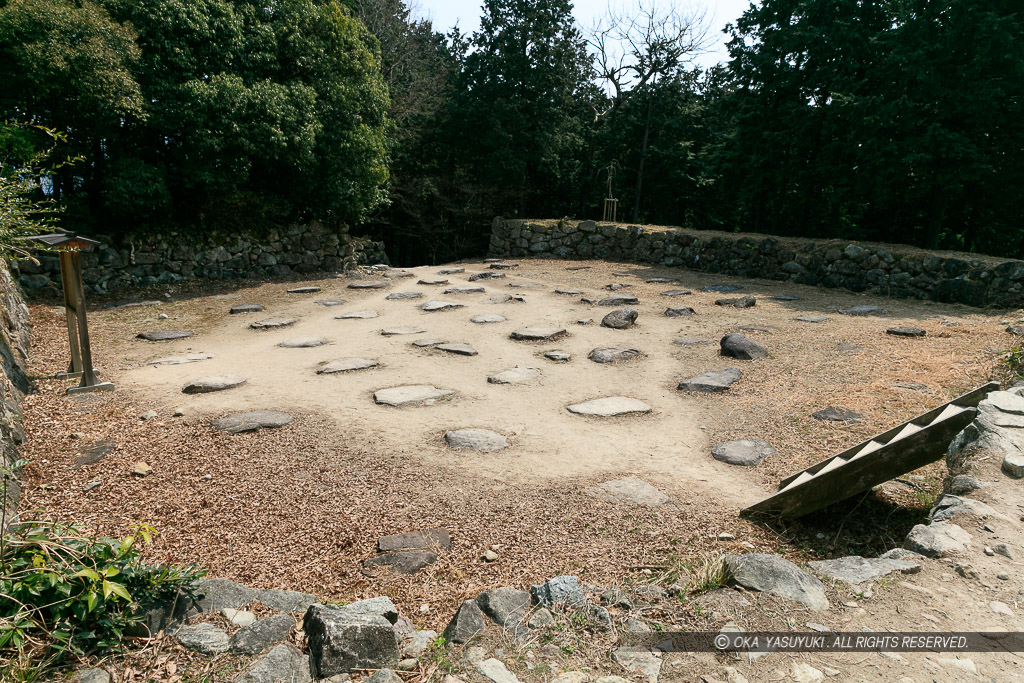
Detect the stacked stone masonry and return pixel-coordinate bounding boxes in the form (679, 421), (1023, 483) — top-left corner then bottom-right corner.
(0, 263), (31, 524)
(15, 221), (388, 295)
(488, 217), (1024, 308)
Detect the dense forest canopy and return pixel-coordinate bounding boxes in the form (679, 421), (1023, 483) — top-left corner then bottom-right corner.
(0, 0), (1021, 264)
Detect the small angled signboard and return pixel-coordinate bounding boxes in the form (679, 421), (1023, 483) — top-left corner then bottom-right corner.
(743, 383), (998, 519)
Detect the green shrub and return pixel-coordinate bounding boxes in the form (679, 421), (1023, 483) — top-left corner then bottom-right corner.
(0, 518), (204, 660)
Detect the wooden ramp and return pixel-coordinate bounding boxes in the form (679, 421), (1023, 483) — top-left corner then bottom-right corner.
(743, 383), (998, 519)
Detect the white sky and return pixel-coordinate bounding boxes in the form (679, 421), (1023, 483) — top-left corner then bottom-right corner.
(415, 0), (753, 69)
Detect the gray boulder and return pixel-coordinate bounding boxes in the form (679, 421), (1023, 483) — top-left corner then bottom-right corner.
(72, 669), (110, 683)
(720, 333), (768, 360)
(230, 304), (264, 314)
(476, 587), (531, 628)
(602, 308), (638, 329)
(444, 429), (508, 452)
(839, 305), (888, 316)
(947, 475), (983, 494)
(229, 614), (296, 655)
(712, 439), (775, 466)
(677, 368), (742, 392)
(597, 293), (639, 306)
(175, 622), (229, 654)
(715, 296), (756, 308)
(1004, 453), (1024, 478)
(443, 599), (487, 643)
(250, 317), (298, 329)
(378, 529), (451, 553)
(724, 554), (829, 611)
(664, 306), (695, 318)
(904, 522), (971, 557)
(236, 643), (311, 683)
(530, 576), (586, 607)
(887, 327), (926, 337)
(812, 407), (864, 423)
(303, 605), (400, 678)
(368, 670), (404, 683)
(929, 494), (1000, 522)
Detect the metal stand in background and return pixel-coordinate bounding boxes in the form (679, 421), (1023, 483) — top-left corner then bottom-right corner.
(602, 198), (618, 222)
(25, 231), (113, 395)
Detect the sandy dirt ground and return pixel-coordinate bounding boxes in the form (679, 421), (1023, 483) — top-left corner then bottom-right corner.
(16, 258), (1024, 681)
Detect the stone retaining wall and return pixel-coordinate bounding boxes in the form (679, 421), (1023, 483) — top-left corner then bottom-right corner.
(488, 218), (1024, 308)
(15, 221), (389, 295)
(0, 263), (31, 526)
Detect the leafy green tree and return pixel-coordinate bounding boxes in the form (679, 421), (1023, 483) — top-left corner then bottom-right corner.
(453, 0), (594, 218)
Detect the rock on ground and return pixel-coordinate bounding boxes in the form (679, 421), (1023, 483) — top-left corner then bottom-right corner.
(807, 556), (920, 586)
(839, 305), (887, 316)
(444, 428), (508, 452)
(720, 333), (768, 360)
(677, 368), (742, 392)
(597, 293), (639, 306)
(487, 366), (540, 384)
(347, 280), (389, 289)
(592, 477), (668, 506)
(422, 301), (464, 311)
(385, 292), (423, 300)
(436, 343), (478, 356)
(664, 306), (695, 317)
(381, 327), (425, 336)
(476, 587), (531, 629)
(236, 643), (311, 683)
(211, 410), (293, 434)
(72, 669), (110, 683)
(476, 658), (520, 683)
(137, 330), (194, 341)
(175, 622), (229, 655)
(887, 326), (926, 337)
(182, 375), (247, 394)
(319, 358), (379, 374)
(588, 347), (642, 364)
(1004, 452), (1024, 478)
(531, 576), (586, 607)
(716, 296), (756, 308)
(335, 310), (378, 319)
(148, 353), (213, 365)
(601, 308), (639, 329)
(278, 337), (329, 348)
(812, 407), (864, 422)
(712, 439), (775, 466)
(611, 648), (662, 683)
(904, 522), (971, 557)
(303, 605), (400, 678)
(230, 304), (264, 314)
(567, 397), (652, 417)
(472, 314), (506, 323)
(510, 327), (567, 341)
(250, 317), (298, 329)
(373, 385), (454, 406)
(725, 554), (829, 611)
(229, 614), (296, 655)
(443, 599), (487, 644)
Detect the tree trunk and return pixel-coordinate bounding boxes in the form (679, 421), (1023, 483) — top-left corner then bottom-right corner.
(924, 183), (948, 249)
(632, 95), (654, 223)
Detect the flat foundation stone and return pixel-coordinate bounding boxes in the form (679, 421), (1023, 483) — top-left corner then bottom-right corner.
(374, 385), (454, 406)
(363, 552), (438, 575)
(138, 330), (194, 341)
(230, 304), (264, 314)
(544, 351), (571, 362)
(381, 327), (426, 336)
(588, 347), (642, 364)
(664, 306), (695, 317)
(418, 278), (448, 285)
(315, 299), (345, 306)
(436, 343), (478, 356)
(348, 280), (390, 289)
(279, 337), (329, 348)
(725, 554), (828, 611)
(318, 358), (380, 373)
(251, 318), (298, 329)
(567, 397), (652, 417)
(438, 268), (464, 275)
(712, 439), (775, 466)
(487, 366), (541, 384)
(677, 368), (742, 392)
(887, 327), (926, 337)
(602, 308), (638, 329)
(335, 310), (378, 319)
(378, 529), (451, 553)
(445, 428), (508, 451)
(660, 289), (692, 296)
(839, 305), (888, 316)
(812, 406), (864, 423)
(412, 339), (444, 348)
(721, 333), (769, 360)
(212, 410), (293, 433)
(422, 301), (464, 311)
(183, 375), (247, 394)
(795, 315), (829, 323)
(149, 353), (213, 365)
(597, 294), (639, 306)
(808, 556), (920, 585)
(904, 522), (971, 557)
(510, 327), (566, 341)
(471, 314), (505, 323)
(288, 286), (321, 294)
(386, 292), (423, 300)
